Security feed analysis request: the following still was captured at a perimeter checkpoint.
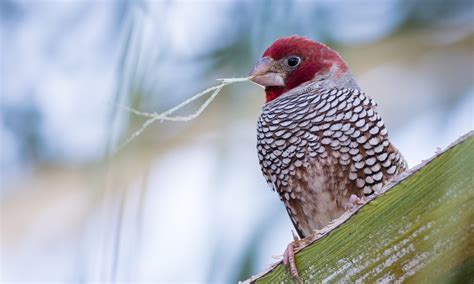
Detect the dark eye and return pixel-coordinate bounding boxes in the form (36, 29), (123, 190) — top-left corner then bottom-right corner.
(286, 56), (301, 67)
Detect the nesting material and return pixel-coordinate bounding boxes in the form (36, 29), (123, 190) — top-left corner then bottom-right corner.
(116, 77), (253, 152)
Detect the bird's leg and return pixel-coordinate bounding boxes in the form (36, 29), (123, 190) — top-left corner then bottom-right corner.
(344, 194), (367, 210)
(282, 230), (302, 283)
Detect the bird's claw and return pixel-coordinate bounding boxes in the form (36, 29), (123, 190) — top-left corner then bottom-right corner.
(344, 194), (367, 210)
(282, 231), (303, 283)
(283, 242), (301, 283)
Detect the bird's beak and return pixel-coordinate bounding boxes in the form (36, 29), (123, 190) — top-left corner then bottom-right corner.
(249, 57), (285, 87)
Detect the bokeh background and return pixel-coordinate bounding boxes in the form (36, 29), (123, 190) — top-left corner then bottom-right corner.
(1, 0), (473, 282)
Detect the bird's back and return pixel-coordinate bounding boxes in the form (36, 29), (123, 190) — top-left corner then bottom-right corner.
(257, 81), (407, 238)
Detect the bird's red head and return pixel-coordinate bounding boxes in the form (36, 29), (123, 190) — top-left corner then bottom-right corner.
(249, 36), (349, 102)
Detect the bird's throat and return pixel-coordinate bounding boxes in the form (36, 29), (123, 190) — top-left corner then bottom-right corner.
(265, 87), (288, 102)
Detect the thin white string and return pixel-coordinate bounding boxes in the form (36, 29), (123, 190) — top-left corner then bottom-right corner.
(114, 76), (253, 153)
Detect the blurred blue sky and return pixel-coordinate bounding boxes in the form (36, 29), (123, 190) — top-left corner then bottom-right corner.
(1, 0), (473, 283)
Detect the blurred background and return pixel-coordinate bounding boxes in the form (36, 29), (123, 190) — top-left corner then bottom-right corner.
(1, 0), (473, 282)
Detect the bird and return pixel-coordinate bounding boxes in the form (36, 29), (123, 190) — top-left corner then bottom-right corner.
(249, 36), (407, 280)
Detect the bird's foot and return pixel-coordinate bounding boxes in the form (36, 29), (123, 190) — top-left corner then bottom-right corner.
(344, 194), (367, 210)
(282, 231), (303, 283)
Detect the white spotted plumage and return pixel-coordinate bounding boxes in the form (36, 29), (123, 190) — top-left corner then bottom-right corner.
(256, 81), (407, 237)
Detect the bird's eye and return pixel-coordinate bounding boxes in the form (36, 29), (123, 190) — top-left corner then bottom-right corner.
(286, 56), (301, 68)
